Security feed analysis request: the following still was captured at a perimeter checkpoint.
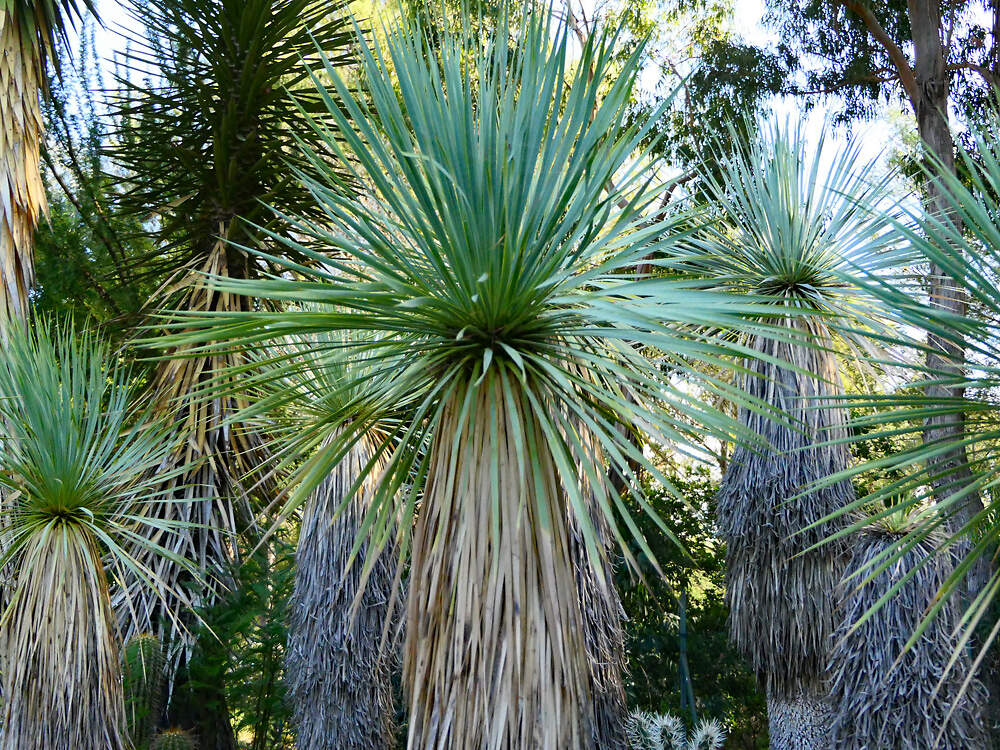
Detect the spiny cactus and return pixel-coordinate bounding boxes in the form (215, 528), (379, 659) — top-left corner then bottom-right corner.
(122, 633), (166, 749)
(151, 728), (198, 750)
(625, 710), (726, 750)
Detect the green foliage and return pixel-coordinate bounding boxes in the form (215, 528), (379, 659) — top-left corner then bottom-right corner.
(151, 729), (197, 750)
(123, 634), (166, 750)
(110, 0), (355, 282)
(35, 23), (156, 334)
(619, 464), (767, 749)
(177, 539), (297, 750)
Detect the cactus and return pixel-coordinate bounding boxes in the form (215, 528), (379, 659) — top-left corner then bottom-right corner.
(151, 728), (198, 750)
(122, 633), (166, 749)
(625, 710), (726, 750)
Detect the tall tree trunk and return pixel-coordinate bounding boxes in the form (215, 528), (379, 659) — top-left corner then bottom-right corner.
(404, 380), (594, 749)
(285, 437), (398, 749)
(0, 14), (43, 329)
(908, 3), (996, 737)
(718, 327), (856, 750)
(908, 0), (987, 554)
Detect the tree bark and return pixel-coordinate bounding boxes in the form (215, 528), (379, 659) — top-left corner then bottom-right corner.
(766, 688), (831, 750)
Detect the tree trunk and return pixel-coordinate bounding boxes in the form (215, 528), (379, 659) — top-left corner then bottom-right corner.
(908, 0), (988, 581)
(907, 4), (996, 738)
(284, 438), (398, 750)
(404, 380), (594, 749)
(766, 688), (831, 750)
(0, 14), (43, 330)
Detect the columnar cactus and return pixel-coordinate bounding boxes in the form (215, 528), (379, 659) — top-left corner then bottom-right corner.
(123, 633), (166, 748)
(151, 728), (198, 750)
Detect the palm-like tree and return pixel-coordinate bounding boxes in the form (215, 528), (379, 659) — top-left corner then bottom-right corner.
(0, 0), (94, 328)
(109, 0), (353, 740)
(244, 332), (404, 749)
(162, 14), (780, 749)
(666, 122), (901, 747)
(827, 118), (1000, 721)
(0, 322), (186, 750)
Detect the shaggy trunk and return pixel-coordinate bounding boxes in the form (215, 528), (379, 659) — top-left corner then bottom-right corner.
(570, 500), (628, 750)
(0, 14), (43, 329)
(718, 327), (855, 749)
(116, 249), (264, 747)
(1, 525), (127, 750)
(285, 436), (398, 749)
(828, 526), (989, 748)
(404, 379), (594, 749)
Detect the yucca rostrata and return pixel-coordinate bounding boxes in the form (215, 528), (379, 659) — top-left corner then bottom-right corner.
(0, 322), (184, 750)
(667, 122), (901, 747)
(0, 0), (94, 329)
(160, 12), (777, 749)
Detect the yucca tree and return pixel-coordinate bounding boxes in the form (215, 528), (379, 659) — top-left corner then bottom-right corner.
(0, 0), (94, 329)
(822, 118), (1000, 728)
(666, 122), (902, 748)
(241, 332), (404, 749)
(109, 0), (353, 740)
(0, 322), (186, 750)
(826, 512), (987, 748)
(160, 13), (786, 749)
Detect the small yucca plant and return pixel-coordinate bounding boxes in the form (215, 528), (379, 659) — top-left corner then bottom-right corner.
(0, 323), (189, 750)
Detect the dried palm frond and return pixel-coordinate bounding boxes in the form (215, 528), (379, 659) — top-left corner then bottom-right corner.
(718, 326), (856, 699)
(828, 521), (988, 749)
(0, 322), (189, 750)
(0, 0), (95, 328)
(285, 437), (398, 749)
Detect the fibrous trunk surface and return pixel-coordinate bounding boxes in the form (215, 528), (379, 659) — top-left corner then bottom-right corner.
(1, 526), (127, 750)
(766, 688), (831, 750)
(0, 15), (43, 327)
(718, 327), (855, 735)
(828, 527), (989, 749)
(405, 381), (594, 749)
(570, 498), (628, 750)
(285, 436), (398, 749)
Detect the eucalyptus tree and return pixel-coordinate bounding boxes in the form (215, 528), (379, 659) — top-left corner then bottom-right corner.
(666, 123), (901, 748)
(242, 331), (405, 750)
(0, 322), (186, 750)
(0, 0), (94, 328)
(161, 12), (780, 749)
(109, 0), (353, 742)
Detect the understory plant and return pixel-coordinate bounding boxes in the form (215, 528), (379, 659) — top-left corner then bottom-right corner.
(0, 322), (186, 750)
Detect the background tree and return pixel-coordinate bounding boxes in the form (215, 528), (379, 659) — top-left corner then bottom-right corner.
(0, 0), (95, 329)
(108, 0), (354, 744)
